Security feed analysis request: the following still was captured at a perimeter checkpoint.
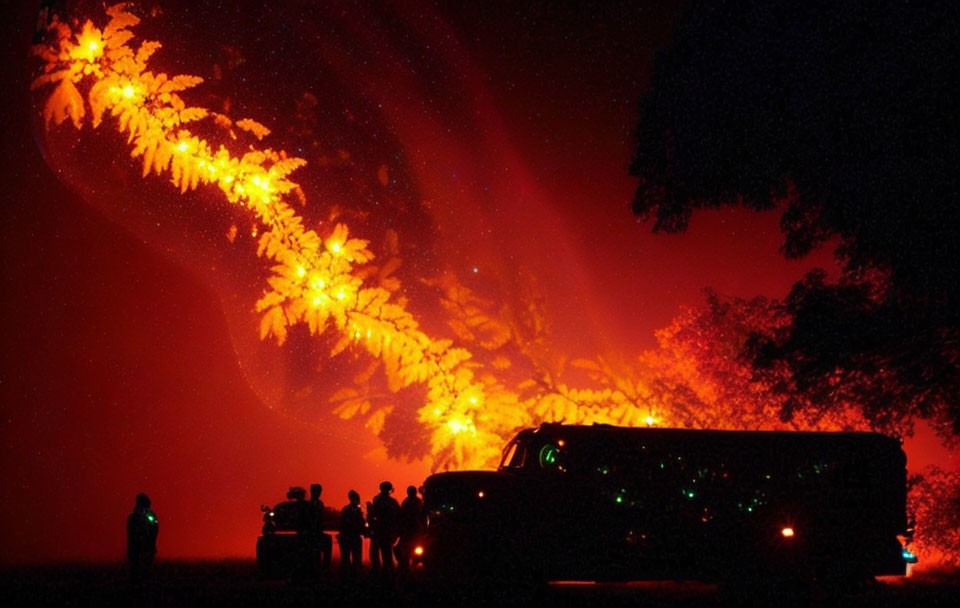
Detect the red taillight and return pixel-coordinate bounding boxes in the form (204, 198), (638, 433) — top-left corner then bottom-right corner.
(781, 527), (795, 538)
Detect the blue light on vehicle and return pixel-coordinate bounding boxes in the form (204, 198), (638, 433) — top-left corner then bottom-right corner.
(902, 548), (918, 563)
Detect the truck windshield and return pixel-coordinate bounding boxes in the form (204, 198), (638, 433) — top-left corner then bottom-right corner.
(499, 439), (526, 470)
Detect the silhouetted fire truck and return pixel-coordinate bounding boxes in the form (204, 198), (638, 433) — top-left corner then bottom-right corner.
(420, 424), (915, 587)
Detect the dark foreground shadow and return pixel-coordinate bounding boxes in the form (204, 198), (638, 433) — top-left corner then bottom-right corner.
(1, 561), (958, 607)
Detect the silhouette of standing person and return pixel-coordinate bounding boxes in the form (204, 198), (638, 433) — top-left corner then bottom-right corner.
(366, 499), (379, 571)
(396, 485), (424, 573)
(370, 481), (400, 574)
(338, 490), (365, 578)
(308, 483), (332, 574)
(127, 493), (158, 587)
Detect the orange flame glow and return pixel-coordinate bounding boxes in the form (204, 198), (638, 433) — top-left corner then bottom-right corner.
(29, 4), (877, 473)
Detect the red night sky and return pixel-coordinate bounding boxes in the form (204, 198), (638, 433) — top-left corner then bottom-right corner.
(1, 1), (954, 563)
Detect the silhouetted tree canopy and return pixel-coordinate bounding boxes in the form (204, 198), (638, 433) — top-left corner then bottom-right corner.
(631, 0), (960, 439)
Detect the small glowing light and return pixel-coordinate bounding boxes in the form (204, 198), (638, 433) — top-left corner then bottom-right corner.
(122, 85), (135, 98)
(296, 266), (305, 277)
(472, 266), (479, 273)
(781, 527), (795, 538)
(469, 396), (478, 405)
(87, 40), (99, 52)
(354, 331), (361, 339)
(176, 141), (189, 152)
(222, 175), (234, 183)
(615, 495), (624, 504)
(336, 290), (346, 300)
(557, 439), (565, 447)
(330, 241), (343, 254)
(312, 278), (325, 289)
(147, 514), (156, 522)
(269, 511), (275, 517)
(645, 415), (655, 426)
(902, 548), (917, 562)
(312, 297), (322, 307)
(414, 546), (424, 556)
(477, 491), (485, 498)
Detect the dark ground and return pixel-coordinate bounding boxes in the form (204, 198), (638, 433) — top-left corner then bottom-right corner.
(2, 561), (959, 607)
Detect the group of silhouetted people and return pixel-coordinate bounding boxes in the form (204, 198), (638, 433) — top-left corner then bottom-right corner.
(286, 481), (426, 579)
(285, 480), (426, 579)
(346, 481), (425, 578)
(126, 481), (425, 585)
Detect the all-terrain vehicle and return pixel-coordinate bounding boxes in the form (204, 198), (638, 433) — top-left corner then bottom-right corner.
(256, 486), (338, 578)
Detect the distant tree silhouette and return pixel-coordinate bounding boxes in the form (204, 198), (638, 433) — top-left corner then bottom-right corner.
(908, 466), (960, 567)
(631, 0), (960, 440)
(642, 289), (876, 434)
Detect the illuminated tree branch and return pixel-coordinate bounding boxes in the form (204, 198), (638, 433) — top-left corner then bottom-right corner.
(28, 3), (884, 471)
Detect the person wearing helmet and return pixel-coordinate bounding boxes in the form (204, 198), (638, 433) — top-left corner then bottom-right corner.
(370, 481), (400, 574)
(338, 490), (366, 578)
(126, 493), (159, 586)
(396, 485), (425, 574)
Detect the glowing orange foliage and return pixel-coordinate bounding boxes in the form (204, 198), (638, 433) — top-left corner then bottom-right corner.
(27, 4), (880, 471)
(31, 3), (522, 469)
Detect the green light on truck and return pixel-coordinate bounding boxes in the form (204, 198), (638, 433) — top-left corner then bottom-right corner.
(539, 444), (559, 468)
